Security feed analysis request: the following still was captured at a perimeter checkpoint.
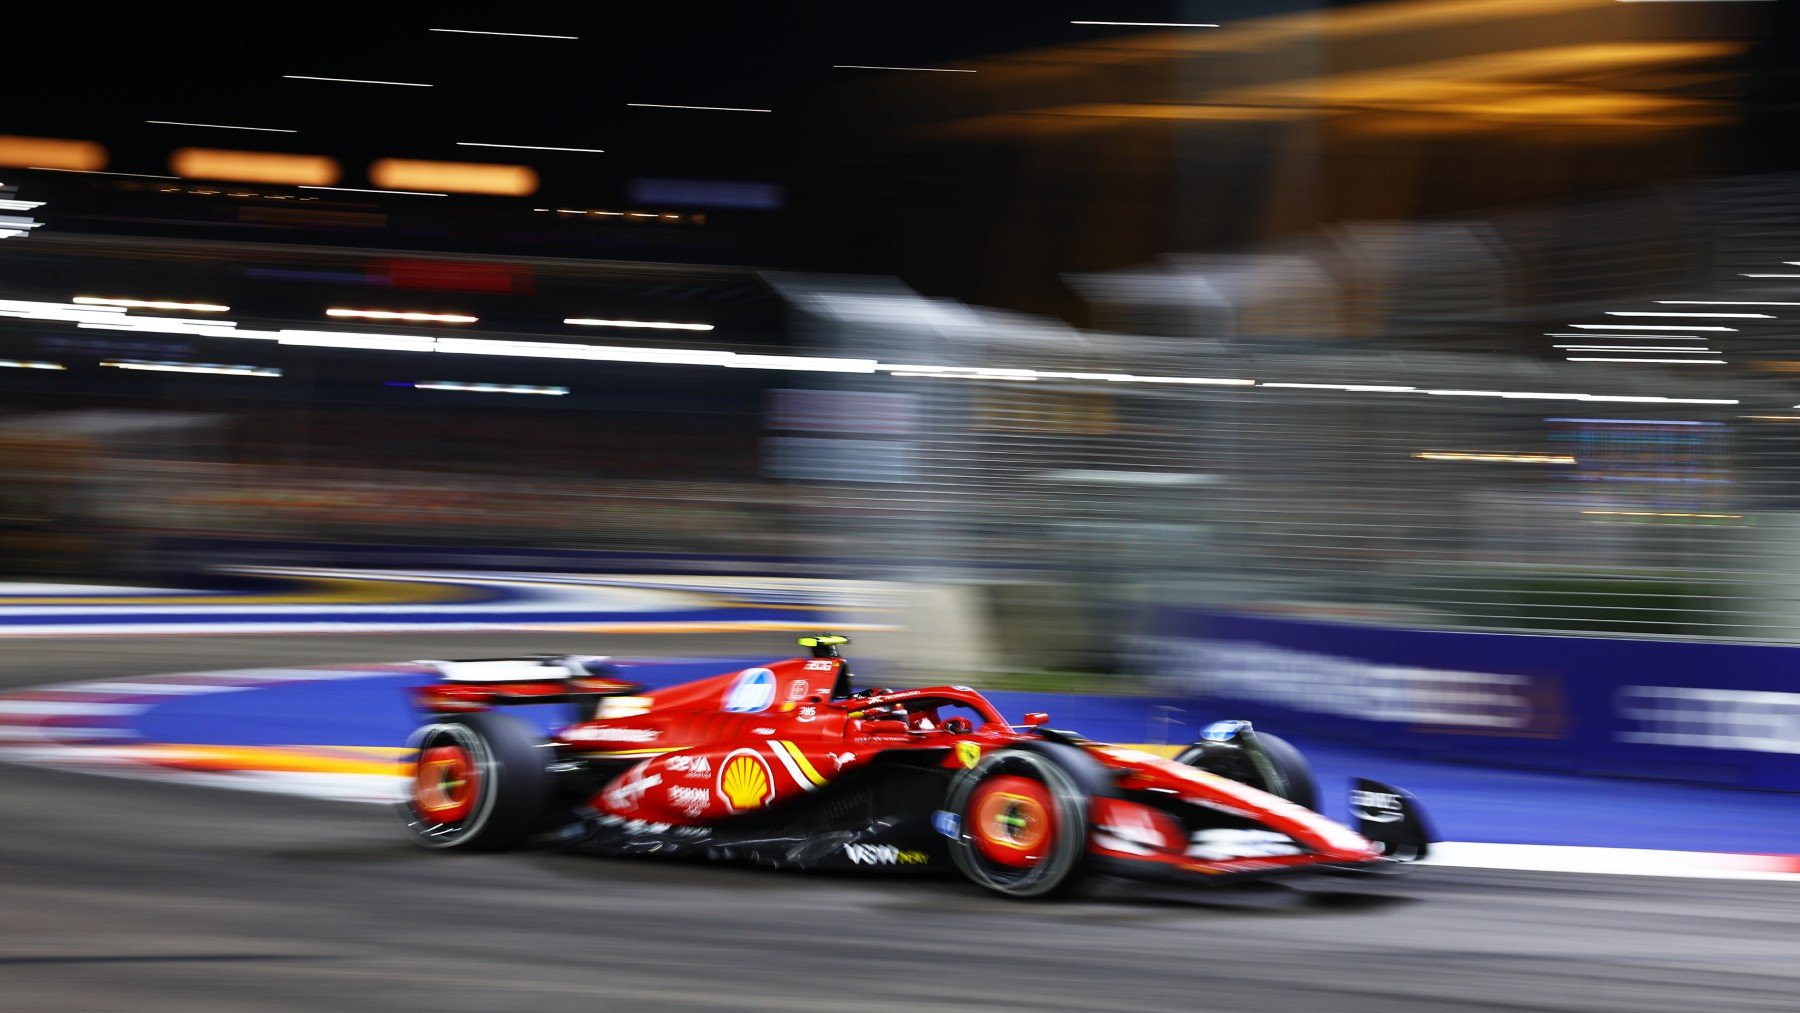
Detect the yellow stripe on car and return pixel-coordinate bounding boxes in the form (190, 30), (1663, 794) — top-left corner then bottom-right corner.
(777, 740), (829, 786)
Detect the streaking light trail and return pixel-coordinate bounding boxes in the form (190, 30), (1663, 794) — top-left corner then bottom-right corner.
(283, 76), (433, 87)
(327, 309), (478, 324)
(1565, 357), (1728, 364)
(1071, 21), (1220, 27)
(410, 382), (568, 395)
(100, 359), (279, 377)
(1413, 452), (1575, 464)
(0, 298), (1742, 402)
(565, 318), (714, 332)
(146, 121), (297, 133)
(1545, 333), (1701, 339)
(1553, 346), (1716, 352)
(298, 186), (447, 197)
(1569, 324), (1737, 331)
(626, 103), (772, 113)
(1604, 311), (1773, 319)
(428, 29), (579, 39)
(457, 142), (604, 153)
(832, 65), (976, 73)
(74, 297), (230, 312)
(29, 168), (178, 179)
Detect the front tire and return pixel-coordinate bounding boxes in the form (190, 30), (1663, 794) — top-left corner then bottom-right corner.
(399, 712), (552, 851)
(945, 748), (1089, 898)
(1177, 730), (1318, 811)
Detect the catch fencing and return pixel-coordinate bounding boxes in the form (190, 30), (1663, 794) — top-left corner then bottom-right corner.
(778, 173), (1800, 656)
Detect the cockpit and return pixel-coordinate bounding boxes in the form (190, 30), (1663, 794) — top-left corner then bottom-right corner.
(846, 692), (1003, 738)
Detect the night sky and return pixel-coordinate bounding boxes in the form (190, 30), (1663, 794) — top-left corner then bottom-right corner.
(4, 1), (1797, 314)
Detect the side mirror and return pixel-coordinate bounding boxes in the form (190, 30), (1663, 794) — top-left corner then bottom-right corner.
(1022, 712), (1050, 727)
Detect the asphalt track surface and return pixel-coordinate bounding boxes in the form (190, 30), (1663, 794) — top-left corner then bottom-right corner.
(3, 634), (1798, 1012)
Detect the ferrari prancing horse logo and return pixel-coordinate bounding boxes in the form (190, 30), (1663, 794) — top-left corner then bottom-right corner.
(956, 741), (981, 769)
(719, 749), (775, 812)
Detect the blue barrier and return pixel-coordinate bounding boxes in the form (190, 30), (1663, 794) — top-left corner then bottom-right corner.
(1144, 610), (1800, 792)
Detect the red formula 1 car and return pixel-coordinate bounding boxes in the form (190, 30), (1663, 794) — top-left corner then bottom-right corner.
(400, 636), (1431, 898)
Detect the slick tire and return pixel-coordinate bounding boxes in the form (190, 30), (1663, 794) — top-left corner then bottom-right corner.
(1177, 731), (1318, 812)
(399, 711), (552, 852)
(945, 747), (1090, 899)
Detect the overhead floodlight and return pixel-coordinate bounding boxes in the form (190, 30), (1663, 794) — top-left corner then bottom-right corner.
(369, 158), (538, 197)
(0, 135), (106, 171)
(170, 148), (340, 186)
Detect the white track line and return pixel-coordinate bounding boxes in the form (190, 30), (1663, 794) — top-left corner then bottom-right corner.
(0, 701), (140, 716)
(1428, 842), (1800, 882)
(52, 682), (253, 696)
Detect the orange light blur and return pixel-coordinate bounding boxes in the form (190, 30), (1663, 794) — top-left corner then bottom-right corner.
(368, 159), (538, 196)
(170, 149), (341, 186)
(0, 136), (106, 171)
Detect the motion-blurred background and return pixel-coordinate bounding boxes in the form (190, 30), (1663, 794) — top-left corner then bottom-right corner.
(4, 0), (1800, 783)
(8, 5), (1800, 1009)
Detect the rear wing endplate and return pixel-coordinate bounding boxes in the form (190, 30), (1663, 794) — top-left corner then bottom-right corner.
(411, 655), (643, 713)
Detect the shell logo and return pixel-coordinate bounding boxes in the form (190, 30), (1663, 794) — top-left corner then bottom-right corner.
(718, 749), (775, 812)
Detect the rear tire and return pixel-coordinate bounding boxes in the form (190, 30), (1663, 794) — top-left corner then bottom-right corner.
(1177, 731), (1318, 812)
(399, 712), (552, 851)
(945, 748), (1089, 898)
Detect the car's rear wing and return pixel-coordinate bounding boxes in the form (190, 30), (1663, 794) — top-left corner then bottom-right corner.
(411, 655), (645, 714)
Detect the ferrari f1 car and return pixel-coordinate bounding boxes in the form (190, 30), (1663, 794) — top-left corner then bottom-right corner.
(400, 636), (1431, 898)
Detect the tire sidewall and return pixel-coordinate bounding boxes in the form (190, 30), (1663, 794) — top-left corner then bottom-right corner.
(1254, 732), (1318, 812)
(1177, 731), (1318, 812)
(399, 712), (550, 851)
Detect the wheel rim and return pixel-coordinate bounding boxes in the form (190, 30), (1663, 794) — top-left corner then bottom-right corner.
(949, 751), (1089, 897)
(413, 743), (478, 823)
(970, 774), (1057, 869)
(401, 723), (498, 847)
